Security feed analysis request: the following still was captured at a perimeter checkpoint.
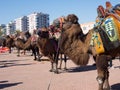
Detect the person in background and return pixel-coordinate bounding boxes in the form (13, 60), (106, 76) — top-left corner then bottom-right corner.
(31, 29), (38, 42)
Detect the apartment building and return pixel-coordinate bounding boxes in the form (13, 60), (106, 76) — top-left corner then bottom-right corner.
(6, 21), (16, 35)
(28, 12), (49, 34)
(4, 12), (95, 35)
(0, 24), (6, 36)
(4, 12), (49, 35)
(15, 16), (28, 32)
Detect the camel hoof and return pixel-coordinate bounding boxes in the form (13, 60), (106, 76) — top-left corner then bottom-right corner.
(34, 58), (37, 61)
(17, 55), (20, 57)
(37, 59), (41, 61)
(49, 69), (53, 72)
(58, 67), (62, 70)
(103, 86), (111, 90)
(40, 55), (43, 58)
(34, 59), (36, 61)
(54, 70), (59, 74)
(64, 68), (68, 71)
(92, 63), (96, 66)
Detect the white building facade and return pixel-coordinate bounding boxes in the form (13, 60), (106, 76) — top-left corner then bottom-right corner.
(4, 12), (95, 35)
(15, 16), (28, 32)
(4, 12), (49, 35)
(6, 22), (16, 35)
(28, 12), (49, 34)
(0, 24), (6, 36)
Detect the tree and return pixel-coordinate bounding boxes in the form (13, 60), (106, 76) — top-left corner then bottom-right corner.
(0, 26), (3, 36)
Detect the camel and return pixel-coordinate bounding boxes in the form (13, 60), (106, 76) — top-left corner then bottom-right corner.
(0, 35), (15, 53)
(37, 27), (67, 73)
(0, 36), (6, 47)
(14, 31), (41, 60)
(56, 14), (114, 90)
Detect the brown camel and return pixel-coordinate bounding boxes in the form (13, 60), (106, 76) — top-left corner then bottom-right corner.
(2, 35), (15, 53)
(57, 14), (114, 90)
(37, 30), (59, 73)
(14, 31), (41, 60)
(48, 25), (67, 70)
(37, 27), (67, 73)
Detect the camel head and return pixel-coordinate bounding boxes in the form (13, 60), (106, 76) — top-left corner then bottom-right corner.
(37, 30), (49, 39)
(64, 14), (79, 24)
(24, 31), (31, 39)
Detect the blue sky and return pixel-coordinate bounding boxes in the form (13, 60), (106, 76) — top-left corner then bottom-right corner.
(0, 0), (119, 24)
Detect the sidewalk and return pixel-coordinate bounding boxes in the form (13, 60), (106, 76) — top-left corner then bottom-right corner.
(0, 51), (120, 90)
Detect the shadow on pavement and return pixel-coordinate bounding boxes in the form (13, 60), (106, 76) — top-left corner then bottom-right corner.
(114, 66), (120, 69)
(0, 59), (28, 63)
(0, 80), (8, 83)
(111, 83), (120, 90)
(0, 63), (35, 68)
(39, 58), (50, 61)
(0, 59), (35, 68)
(0, 81), (22, 89)
(67, 65), (96, 73)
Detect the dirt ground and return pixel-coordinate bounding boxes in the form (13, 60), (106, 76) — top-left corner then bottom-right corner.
(0, 50), (120, 90)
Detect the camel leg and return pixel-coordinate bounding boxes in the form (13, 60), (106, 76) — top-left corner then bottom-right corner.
(21, 50), (25, 55)
(63, 55), (67, 70)
(49, 54), (56, 72)
(96, 55), (110, 90)
(48, 53), (59, 74)
(36, 47), (42, 61)
(103, 78), (110, 90)
(31, 51), (33, 56)
(55, 62), (59, 74)
(9, 47), (11, 53)
(59, 54), (63, 69)
(32, 49), (37, 60)
(103, 60), (110, 90)
(49, 62), (58, 73)
(109, 59), (112, 67)
(17, 49), (20, 57)
(49, 62), (54, 72)
(92, 56), (96, 66)
(23, 50), (26, 55)
(54, 53), (59, 74)
(59, 54), (67, 70)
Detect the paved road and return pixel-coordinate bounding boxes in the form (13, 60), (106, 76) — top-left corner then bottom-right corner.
(0, 50), (120, 90)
